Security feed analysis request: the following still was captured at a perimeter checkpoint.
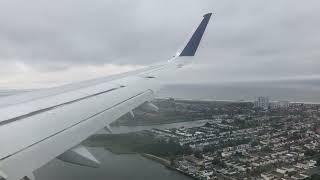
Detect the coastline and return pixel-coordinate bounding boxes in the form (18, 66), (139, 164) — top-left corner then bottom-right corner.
(162, 97), (320, 105)
(104, 147), (136, 155)
(111, 119), (210, 128)
(98, 148), (198, 180)
(140, 153), (198, 180)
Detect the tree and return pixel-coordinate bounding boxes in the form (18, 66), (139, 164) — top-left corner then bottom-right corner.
(316, 158), (320, 166)
(251, 140), (260, 147)
(194, 151), (203, 159)
(261, 146), (272, 153)
(305, 149), (317, 157)
(304, 174), (320, 180)
(212, 158), (226, 168)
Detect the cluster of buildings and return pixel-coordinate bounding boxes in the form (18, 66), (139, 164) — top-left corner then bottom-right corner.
(254, 96), (290, 110)
(146, 99), (320, 180)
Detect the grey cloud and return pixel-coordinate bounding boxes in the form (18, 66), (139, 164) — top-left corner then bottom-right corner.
(0, 0), (319, 81)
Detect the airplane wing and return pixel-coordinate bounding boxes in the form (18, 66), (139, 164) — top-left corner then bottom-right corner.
(0, 13), (212, 180)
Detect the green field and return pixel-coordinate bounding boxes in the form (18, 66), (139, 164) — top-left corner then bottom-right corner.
(84, 132), (191, 158)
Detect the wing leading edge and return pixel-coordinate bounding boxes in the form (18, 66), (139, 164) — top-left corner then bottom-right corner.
(0, 13), (212, 180)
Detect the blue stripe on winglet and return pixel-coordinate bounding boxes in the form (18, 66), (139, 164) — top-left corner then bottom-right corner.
(179, 13), (212, 56)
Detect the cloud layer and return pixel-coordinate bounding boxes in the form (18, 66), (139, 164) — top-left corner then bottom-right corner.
(0, 0), (319, 88)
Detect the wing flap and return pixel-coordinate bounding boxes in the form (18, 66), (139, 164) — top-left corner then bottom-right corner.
(57, 145), (100, 168)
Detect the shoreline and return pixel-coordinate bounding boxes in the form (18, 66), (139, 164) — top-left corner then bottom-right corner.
(101, 149), (198, 179)
(111, 119), (210, 128)
(140, 153), (198, 180)
(159, 97), (320, 105)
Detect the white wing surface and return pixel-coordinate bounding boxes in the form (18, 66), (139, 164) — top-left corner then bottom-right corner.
(0, 13), (212, 180)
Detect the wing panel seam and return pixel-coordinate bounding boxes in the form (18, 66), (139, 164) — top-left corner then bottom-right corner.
(0, 90), (150, 161)
(0, 87), (121, 127)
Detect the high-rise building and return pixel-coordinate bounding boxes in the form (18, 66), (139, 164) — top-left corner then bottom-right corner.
(254, 96), (269, 110)
(270, 100), (290, 109)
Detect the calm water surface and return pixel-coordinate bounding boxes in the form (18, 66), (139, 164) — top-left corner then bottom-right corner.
(35, 121), (205, 180)
(35, 148), (193, 180)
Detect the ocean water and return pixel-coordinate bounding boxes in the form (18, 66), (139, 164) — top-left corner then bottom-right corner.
(2, 79), (320, 103)
(158, 80), (320, 103)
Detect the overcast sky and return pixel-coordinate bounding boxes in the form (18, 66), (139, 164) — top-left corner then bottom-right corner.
(0, 0), (319, 88)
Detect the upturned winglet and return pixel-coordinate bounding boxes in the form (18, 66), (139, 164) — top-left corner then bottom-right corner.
(178, 13), (212, 57)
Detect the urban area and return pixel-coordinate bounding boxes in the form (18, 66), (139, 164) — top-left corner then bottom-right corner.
(87, 97), (320, 180)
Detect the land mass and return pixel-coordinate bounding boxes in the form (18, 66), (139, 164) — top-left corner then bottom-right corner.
(110, 98), (246, 127)
(85, 131), (190, 158)
(86, 98), (320, 179)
